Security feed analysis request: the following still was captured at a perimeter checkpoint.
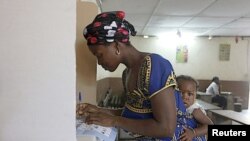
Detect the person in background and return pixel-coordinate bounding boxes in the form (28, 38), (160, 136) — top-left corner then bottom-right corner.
(77, 11), (192, 140)
(177, 75), (213, 141)
(206, 76), (227, 109)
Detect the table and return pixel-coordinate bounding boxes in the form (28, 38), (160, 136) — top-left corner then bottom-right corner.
(196, 91), (212, 103)
(196, 99), (221, 111)
(221, 91), (232, 95)
(196, 91), (234, 110)
(209, 110), (250, 125)
(76, 119), (117, 141)
(195, 99), (221, 123)
(77, 135), (97, 141)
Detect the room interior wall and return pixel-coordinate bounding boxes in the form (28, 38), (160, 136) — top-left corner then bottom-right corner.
(97, 36), (250, 81)
(76, 1), (98, 104)
(0, 0), (76, 141)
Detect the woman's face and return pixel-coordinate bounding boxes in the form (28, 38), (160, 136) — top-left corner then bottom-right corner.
(179, 80), (197, 108)
(88, 42), (120, 72)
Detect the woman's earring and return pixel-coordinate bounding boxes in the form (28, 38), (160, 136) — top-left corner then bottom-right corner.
(116, 50), (120, 55)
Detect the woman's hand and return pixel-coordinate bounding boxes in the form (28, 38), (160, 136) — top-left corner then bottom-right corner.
(76, 103), (117, 127)
(180, 127), (195, 141)
(85, 111), (118, 127)
(76, 103), (99, 118)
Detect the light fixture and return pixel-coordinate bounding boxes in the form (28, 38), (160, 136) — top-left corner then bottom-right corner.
(208, 35), (212, 40)
(143, 35), (149, 38)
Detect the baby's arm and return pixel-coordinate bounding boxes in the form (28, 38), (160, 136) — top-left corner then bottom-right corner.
(192, 108), (214, 137)
(180, 108), (214, 141)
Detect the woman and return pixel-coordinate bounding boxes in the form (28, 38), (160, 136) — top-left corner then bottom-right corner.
(78, 11), (191, 140)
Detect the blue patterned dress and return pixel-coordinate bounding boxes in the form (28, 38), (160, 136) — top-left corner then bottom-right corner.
(121, 54), (191, 141)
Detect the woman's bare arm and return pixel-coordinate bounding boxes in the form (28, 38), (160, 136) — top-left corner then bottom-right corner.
(101, 107), (123, 116)
(113, 87), (177, 137)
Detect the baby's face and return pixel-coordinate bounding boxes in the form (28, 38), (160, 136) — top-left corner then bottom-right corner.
(179, 81), (197, 108)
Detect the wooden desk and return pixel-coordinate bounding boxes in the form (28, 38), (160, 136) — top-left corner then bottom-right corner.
(220, 91), (234, 110)
(196, 91), (212, 103)
(209, 110), (250, 125)
(196, 99), (221, 111)
(221, 91), (232, 95)
(197, 91), (234, 110)
(197, 91), (210, 95)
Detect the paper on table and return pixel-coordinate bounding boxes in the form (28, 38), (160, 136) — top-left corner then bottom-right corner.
(77, 135), (97, 141)
(76, 119), (117, 141)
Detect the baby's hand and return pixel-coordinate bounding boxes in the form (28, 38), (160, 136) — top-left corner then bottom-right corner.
(180, 127), (195, 141)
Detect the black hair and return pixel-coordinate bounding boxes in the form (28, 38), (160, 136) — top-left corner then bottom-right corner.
(212, 76), (219, 82)
(176, 75), (199, 90)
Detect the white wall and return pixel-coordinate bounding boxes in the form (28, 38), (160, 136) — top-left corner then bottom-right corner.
(0, 1), (76, 141)
(97, 36), (250, 81)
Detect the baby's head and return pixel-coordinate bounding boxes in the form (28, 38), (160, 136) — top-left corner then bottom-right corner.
(176, 75), (199, 108)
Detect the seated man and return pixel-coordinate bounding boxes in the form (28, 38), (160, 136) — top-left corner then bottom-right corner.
(206, 76), (227, 109)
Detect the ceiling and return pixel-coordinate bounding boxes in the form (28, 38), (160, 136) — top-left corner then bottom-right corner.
(99, 0), (250, 37)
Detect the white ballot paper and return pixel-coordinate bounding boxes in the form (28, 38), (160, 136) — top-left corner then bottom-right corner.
(76, 119), (117, 141)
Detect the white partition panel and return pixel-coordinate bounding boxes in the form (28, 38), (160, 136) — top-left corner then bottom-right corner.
(0, 0), (76, 141)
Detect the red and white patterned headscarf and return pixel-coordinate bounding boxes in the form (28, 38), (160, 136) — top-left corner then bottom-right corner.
(83, 11), (136, 45)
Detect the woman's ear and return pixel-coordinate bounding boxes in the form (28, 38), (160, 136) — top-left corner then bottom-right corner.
(115, 49), (120, 55)
(114, 42), (120, 55)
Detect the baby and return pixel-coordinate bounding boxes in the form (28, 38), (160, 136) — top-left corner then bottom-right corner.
(177, 75), (213, 141)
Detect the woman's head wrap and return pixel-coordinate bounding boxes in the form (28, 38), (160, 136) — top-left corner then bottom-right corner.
(83, 11), (137, 45)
